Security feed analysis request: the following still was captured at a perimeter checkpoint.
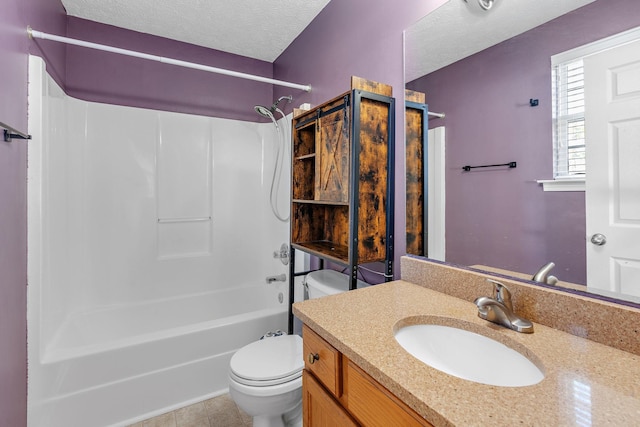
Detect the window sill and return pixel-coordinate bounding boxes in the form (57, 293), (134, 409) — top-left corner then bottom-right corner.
(537, 178), (585, 192)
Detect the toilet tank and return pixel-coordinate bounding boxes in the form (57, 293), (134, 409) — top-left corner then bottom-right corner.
(305, 270), (369, 299)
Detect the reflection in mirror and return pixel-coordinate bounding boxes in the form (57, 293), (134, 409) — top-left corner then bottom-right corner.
(404, 0), (640, 304)
(405, 90), (427, 256)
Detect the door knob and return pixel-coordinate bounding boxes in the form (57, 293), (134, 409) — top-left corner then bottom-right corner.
(590, 233), (607, 246)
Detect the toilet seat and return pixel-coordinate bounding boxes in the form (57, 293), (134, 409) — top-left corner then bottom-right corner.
(230, 335), (303, 387)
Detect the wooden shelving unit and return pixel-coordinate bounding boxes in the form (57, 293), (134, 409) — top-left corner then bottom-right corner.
(288, 77), (395, 332)
(405, 89), (429, 256)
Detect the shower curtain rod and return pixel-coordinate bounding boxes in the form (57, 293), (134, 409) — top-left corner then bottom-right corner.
(27, 27), (312, 93)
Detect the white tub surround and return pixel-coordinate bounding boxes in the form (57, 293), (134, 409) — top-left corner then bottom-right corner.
(27, 56), (292, 426)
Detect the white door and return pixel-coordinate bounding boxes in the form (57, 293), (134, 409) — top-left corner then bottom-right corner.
(427, 126), (446, 261)
(584, 39), (640, 298)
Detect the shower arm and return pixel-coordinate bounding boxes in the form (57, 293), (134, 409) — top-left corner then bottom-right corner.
(268, 96), (293, 113)
(275, 96), (293, 106)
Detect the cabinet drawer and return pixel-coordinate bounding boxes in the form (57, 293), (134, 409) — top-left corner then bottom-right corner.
(303, 325), (341, 396)
(344, 359), (433, 427)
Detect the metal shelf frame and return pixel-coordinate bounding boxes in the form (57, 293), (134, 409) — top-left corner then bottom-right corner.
(287, 89), (395, 334)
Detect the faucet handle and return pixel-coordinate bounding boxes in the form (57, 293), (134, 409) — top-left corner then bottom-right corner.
(487, 279), (513, 311)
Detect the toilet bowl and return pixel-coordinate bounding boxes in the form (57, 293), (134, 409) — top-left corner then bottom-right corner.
(229, 334), (303, 427)
(228, 269), (368, 427)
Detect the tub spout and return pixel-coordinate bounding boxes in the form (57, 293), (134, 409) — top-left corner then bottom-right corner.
(266, 274), (286, 284)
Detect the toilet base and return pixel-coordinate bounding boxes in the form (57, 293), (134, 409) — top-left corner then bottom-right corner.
(251, 399), (302, 427)
(229, 377), (302, 427)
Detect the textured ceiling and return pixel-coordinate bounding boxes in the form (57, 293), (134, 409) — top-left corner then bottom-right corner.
(60, 0), (331, 62)
(405, 0), (596, 82)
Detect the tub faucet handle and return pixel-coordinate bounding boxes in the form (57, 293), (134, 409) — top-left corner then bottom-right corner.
(266, 274), (286, 284)
(273, 243), (290, 265)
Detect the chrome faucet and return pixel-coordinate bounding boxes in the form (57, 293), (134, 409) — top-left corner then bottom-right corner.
(474, 279), (534, 333)
(532, 262), (558, 285)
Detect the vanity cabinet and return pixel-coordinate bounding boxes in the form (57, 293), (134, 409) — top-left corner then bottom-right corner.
(302, 325), (433, 427)
(290, 77), (395, 289)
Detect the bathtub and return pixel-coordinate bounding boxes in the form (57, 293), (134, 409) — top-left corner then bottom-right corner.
(28, 285), (288, 427)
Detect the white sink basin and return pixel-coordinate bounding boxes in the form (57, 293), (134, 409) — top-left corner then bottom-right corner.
(394, 324), (544, 387)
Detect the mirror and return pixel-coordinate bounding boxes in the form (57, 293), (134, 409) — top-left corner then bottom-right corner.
(404, 0), (640, 305)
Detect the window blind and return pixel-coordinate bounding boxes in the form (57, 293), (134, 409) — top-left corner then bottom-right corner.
(553, 59), (586, 177)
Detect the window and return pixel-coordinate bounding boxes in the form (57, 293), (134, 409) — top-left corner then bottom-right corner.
(540, 26), (640, 192)
(553, 59), (586, 178)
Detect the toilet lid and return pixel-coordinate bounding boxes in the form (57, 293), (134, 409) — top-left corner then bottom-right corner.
(230, 335), (303, 383)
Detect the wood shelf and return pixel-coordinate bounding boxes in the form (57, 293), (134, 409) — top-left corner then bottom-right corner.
(292, 241), (349, 265)
(292, 199), (349, 206)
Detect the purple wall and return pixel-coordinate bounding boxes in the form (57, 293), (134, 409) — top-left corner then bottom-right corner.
(8, 0), (611, 422)
(0, 0), (66, 424)
(407, 0), (640, 285)
(65, 17), (274, 122)
(274, 0), (449, 278)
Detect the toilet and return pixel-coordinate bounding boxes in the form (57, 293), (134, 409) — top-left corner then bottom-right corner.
(228, 269), (367, 427)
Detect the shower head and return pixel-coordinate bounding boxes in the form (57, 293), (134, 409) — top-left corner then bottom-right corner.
(254, 95), (293, 119)
(255, 105), (275, 119)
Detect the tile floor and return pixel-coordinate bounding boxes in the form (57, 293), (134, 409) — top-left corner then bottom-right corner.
(128, 393), (252, 427)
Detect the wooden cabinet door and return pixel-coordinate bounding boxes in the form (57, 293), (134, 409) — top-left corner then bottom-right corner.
(303, 371), (358, 427)
(316, 105), (350, 203)
(355, 96), (391, 263)
(344, 359), (433, 427)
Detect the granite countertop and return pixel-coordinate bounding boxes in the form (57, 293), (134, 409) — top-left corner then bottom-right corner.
(292, 280), (640, 426)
